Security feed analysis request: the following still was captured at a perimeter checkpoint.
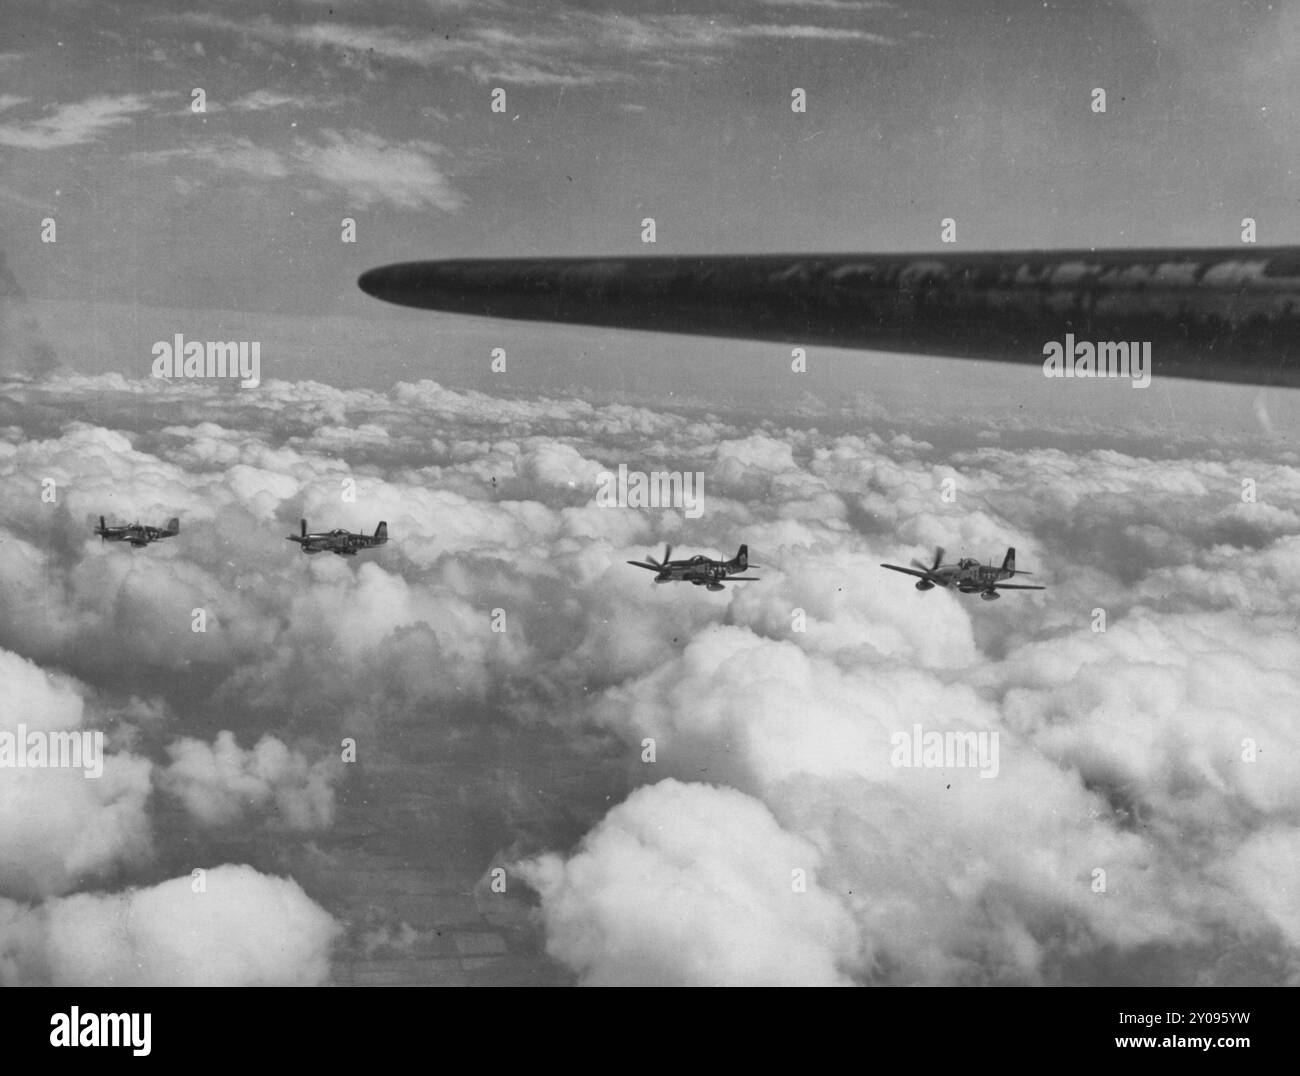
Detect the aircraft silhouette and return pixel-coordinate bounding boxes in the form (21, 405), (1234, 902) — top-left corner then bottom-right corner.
(95, 515), (179, 547)
(287, 519), (388, 556)
(881, 546), (1045, 601)
(628, 544), (759, 591)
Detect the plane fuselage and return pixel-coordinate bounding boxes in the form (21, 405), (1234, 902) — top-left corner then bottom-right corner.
(930, 561), (1015, 590)
(652, 556), (735, 586)
(287, 521), (388, 556)
(95, 518), (178, 547)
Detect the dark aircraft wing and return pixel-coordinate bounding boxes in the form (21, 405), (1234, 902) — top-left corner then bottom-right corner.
(990, 583), (1046, 590)
(358, 247), (1300, 387)
(881, 563), (933, 579)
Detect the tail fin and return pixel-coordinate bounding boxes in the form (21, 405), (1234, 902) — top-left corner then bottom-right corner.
(167, 517), (180, 534)
(375, 521), (388, 542)
(301, 519), (307, 538)
(735, 544), (748, 570)
(1001, 547), (1016, 574)
(99, 515), (106, 532)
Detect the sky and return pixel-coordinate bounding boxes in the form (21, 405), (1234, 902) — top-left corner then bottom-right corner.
(1, 0), (1299, 987)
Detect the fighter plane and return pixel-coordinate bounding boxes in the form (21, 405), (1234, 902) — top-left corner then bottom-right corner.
(627, 544), (759, 591)
(287, 519), (388, 556)
(358, 247), (1300, 387)
(881, 546), (1045, 601)
(95, 515), (179, 547)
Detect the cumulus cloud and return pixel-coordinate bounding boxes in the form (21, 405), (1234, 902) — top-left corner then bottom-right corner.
(516, 779), (859, 985)
(0, 865), (340, 985)
(0, 649), (152, 900)
(161, 731), (340, 831)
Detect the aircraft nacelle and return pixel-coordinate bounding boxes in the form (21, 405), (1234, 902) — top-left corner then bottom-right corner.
(706, 582), (725, 592)
(915, 580), (935, 591)
(980, 590), (1001, 601)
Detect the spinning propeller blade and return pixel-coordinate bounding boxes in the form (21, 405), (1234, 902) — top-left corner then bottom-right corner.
(910, 547), (944, 573)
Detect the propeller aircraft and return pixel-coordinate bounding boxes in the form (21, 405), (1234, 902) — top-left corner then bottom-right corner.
(881, 546), (1044, 600)
(287, 519), (389, 557)
(628, 544), (759, 591)
(94, 516), (179, 547)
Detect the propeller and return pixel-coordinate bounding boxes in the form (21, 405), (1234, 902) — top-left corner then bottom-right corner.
(626, 544), (673, 576)
(640, 544), (672, 568)
(910, 546), (944, 574)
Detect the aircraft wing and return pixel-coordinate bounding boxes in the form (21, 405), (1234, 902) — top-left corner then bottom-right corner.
(990, 583), (1046, 590)
(881, 563), (932, 579)
(358, 247), (1300, 387)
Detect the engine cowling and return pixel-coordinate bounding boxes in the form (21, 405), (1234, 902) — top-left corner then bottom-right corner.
(980, 589), (1000, 601)
(915, 580), (934, 591)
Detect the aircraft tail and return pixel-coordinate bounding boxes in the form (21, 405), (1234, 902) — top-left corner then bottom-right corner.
(375, 521), (388, 542)
(1001, 547), (1015, 574)
(301, 519), (308, 538)
(734, 544), (748, 570)
(167, 517), (180, 535)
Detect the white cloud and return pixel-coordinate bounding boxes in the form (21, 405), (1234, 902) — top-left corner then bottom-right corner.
(293, 129), (463, 211)
(134, 138), (290, 180)
(516, 779), (859, 985)
(1, 371), (1297, 985)
(161, 731), (340, 831)
(132, 129), (462, 210)
(0, 649), (152, 900)
(0, 865), (340, 985)
(0, 94), (150, 150)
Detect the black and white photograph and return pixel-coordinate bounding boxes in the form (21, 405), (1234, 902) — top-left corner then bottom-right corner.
(0, 0), (1295, 1039)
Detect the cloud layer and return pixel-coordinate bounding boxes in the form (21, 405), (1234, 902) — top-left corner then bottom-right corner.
(1, 370), (1296, 984)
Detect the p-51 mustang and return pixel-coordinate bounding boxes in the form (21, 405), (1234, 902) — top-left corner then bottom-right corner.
(287, 519), (388, 556)
(881, 546), (1045, 601)
(628, 544), (759, 591)
(95, 515), (179, 547)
